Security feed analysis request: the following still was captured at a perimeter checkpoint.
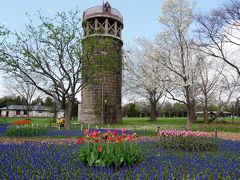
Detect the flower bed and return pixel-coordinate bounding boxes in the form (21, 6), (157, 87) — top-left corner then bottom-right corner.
(0, 140), (239, 179)
(11, 120), (32, 125)
(157, 129), (217, 152)
(76, 129), (141, 167)
(158, 129), (212, 137)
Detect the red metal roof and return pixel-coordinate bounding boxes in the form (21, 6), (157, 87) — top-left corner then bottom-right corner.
(83, 5), (123, 24)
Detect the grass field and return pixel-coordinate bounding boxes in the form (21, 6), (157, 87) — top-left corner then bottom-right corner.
(0, 116), (239, 132)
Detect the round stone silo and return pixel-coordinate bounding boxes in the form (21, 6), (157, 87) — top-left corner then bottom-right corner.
(80, 2), (123, 124)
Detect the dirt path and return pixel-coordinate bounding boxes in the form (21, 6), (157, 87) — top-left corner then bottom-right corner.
(0, 132), (239, 144)
(217, 132), (240, 141)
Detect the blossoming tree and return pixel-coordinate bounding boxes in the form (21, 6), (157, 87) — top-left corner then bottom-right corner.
(151, 0), (198, 128)
(124, 38), (166, 121)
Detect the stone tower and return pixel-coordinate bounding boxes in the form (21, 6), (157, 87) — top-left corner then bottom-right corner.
(80, 2), (123, 124)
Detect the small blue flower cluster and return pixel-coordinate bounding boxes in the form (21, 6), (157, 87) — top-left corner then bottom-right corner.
(0, 124), (132, 137)
(0, 140), (239, 179)
(45, 129), (84, 137)
(45, 128), (131, 137)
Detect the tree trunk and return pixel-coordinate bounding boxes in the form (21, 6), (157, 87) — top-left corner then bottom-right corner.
(209, 106), (224, 123)
(53, 110), (57, 123)
(186, 104), (196, 129)
(202, 92), (209, 123)
(203, 101), (209, 124)
(64, 102), (73, 130)
(150, 100), (157, 121)
(189, 103), (197, 122)
(186, 116), (192, 129)
(27, 105), (30, 120)
(185, 86), (197, 127)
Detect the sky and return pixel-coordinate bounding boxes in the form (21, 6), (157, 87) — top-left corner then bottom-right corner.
(0, 0), (227, 98)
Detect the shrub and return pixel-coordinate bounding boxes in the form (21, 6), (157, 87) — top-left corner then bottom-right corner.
(78, 142), (142, 167)
(4, 125), (47, 137)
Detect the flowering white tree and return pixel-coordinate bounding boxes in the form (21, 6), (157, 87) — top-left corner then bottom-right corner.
(124, 38), (166, 121)
(150, 0), (198, 128)
(0, 26), (8, 43)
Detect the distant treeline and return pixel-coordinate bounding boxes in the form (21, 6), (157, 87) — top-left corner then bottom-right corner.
(122, 102), (240, 118)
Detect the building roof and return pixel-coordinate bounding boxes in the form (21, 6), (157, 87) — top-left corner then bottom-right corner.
(0, 105), (50, 111)
(196, 111), (231, 115)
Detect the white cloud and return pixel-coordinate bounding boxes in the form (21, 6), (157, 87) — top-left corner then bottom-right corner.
(0, 87), (7, 98)
(47, 9), (54, 14)
(0, 21), (8, 26)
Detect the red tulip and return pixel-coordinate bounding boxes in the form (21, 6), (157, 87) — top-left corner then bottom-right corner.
(122, 128), (126, 133)
(107, 129), (111, 134)
(83, 128), (89, 134)
(76, 137), (84, 144)
(126, 135), (133, 141)
(113, 130), (118, 136)
(107, 136), (112, 141)
(97, 146), (103, 152)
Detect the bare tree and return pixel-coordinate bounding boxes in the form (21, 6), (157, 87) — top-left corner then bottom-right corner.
(211, 69), (240, 122)
(124, 38), (166, 121)
(0, 10), (98, 129)
(195, 54), (225, 123)
(195, 0), (240, 76)
(6, 77), (42, 119)
(151, 0), (198, 128)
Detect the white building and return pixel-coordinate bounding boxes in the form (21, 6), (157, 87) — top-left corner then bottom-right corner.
(0, 105), (64, 118)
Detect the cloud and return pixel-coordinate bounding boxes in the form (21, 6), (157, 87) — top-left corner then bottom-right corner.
(0, 87), (7, 98)
(0, 21), (8, 26)
(47, 9), (54, 14)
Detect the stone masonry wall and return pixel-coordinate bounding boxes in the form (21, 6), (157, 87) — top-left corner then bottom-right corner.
(80, 37), (122, 124)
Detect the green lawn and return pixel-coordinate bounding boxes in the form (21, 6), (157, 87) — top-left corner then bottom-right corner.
(0, 116), (239, 132)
